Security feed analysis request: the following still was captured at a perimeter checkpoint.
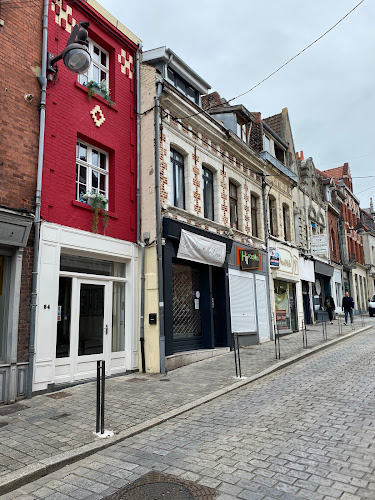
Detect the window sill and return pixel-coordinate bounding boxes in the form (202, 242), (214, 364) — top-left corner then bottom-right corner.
(72, 200), (118, 219)
(75, 82), (118, 111)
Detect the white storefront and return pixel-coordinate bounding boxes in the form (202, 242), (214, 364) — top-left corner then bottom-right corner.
(33, 223), (138, 393)
(269, 245), (303, 333)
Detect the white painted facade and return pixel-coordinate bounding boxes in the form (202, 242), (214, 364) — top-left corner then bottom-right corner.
(33, 222), (138, 392)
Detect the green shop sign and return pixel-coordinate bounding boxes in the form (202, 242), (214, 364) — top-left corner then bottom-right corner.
(239, 249), (261, 271)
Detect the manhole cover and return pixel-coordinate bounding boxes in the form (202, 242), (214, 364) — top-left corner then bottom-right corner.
(0, 403), (29, 416)
(103, 471), (217, 500)
(45, 391), (72, 399)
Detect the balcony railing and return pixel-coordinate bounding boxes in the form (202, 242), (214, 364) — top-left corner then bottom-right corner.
(260, 151), (297, 183)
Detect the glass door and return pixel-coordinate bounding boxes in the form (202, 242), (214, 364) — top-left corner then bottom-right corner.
(73, 279), (112, 380)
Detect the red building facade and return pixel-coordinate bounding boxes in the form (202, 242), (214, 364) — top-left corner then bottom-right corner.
(33, 0), (141, 393)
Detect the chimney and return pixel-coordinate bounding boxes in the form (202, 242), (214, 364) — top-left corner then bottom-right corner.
(296, 151), (304, 161)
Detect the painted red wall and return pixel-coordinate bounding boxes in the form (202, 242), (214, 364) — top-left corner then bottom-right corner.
(42, 0), (138, 241)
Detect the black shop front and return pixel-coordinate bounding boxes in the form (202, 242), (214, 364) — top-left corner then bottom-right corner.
(163, 219), (232, 356)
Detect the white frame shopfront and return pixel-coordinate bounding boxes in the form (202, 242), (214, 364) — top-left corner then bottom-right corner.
(33, 223), (138, 393)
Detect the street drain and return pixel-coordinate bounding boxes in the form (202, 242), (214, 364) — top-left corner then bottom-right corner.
(102, 471), (217, 500)
(45, 391), (72, 399)
(127, 378), (147, 383)
(159, 378), (170, 382)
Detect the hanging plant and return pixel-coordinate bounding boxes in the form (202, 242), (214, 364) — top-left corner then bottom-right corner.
(86, 80), (115, 106)
(82, 192), (109, 233)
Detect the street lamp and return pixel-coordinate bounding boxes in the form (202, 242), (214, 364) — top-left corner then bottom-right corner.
(48, 21), (91, 75)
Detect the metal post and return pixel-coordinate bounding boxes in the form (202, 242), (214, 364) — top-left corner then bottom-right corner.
(236, 333), (242, 379)
(233, 333), (238, 378)
(96, 361), (100, 434)
(305, 319), (307, 348)
(274, 324), (278, 360)
(100, 361), (105, 434)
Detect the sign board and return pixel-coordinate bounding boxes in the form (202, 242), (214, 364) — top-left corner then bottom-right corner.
(276, 310), (288, 329)
(177, 229), (226, 267)
(269, 247), (280, 267)
(239, 248), (261, 271)
(311, 234), (328, 256)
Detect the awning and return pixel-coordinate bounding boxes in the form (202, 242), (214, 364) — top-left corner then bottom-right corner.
(299, 257), (315, 282)
(177, 229), (226, 267)
(315, 260), (334, 277)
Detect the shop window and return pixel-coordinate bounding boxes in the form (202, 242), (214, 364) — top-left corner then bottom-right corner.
(202, 166), (214, 221)
(229, 181), (238, 230)
(56, 277), (72, 358)
(251, 194), (258, 238)
(282, 204), (291, 241)
(78, 40), (109, 88)
(60, 254), (125, 277)
(76, 141), (108, 204)
(274, 280), (297, 331)
(269, 197), (277, 236)
(170, 148), (185, 209)
(0, 255), (9, 362)
(112, 282), (125, 352)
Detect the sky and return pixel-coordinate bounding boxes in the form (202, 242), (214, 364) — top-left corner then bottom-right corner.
(101, 0), (375, 208)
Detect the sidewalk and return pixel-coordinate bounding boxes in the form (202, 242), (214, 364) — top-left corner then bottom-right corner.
(0, 317), (373, 494)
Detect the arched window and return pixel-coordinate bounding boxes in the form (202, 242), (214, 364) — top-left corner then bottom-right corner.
(202, 166), (214, 221)
(251, 194), (258, 238)
(170, 148), (185, 209)
(282, 204), (291, 241)
(229, 181), (238, 229)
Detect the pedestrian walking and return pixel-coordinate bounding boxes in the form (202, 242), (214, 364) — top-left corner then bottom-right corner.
(342, 291), (354, 325)
(325, 294), (335, 324)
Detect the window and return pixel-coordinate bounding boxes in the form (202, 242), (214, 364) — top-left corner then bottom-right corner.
(78, 40), (109, 87)
(170, 149), (185, 209)
(283, 204), (290, 241)
(236, 117), (249, 143)
(274, 143), (285, 164)
(202, 167), (214, 221)
(229, 182), (238, 229)
(167, 67), (199, 104)
(76, 141), (108, 203)
(263, 135), (271, 153)
(251, 194), (258, 238)
(269, 197), (277, 236)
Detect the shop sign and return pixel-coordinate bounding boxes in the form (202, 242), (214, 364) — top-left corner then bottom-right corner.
(239, 248), (260, 271)
(276, 310), (288, 329)
(269, 247), (280, 267)
(311, 234), (328, 255)
(177, 229), (226, 267)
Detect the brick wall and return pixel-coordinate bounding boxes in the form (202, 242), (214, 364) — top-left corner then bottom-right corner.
(0, 2), (42, 362)
(42, 0), (138, 241)
(327, 209), (340, 264)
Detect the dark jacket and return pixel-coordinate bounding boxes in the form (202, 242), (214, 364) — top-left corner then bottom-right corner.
(342, 296), (354, 310)
(325, 296), (335, 309)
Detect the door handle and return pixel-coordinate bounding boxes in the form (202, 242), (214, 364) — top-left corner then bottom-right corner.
(105, 324), (108, 335)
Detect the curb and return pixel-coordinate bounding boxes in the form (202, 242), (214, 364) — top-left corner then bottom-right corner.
(0, 324), (372, 495)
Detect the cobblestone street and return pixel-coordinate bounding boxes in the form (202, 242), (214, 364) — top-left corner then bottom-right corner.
(5, 321), (375, 499)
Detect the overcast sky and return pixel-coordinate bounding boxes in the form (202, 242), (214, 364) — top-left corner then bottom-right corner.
(101, 0), (374, 208)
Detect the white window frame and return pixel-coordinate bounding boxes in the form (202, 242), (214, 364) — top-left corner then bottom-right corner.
(76, 140), (109, 204)
(78, 40), (109, 87)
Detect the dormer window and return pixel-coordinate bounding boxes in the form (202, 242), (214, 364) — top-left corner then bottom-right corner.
(167, 67), (199, 104)
(274, 143), (285, 165)
(263, 135), (271, 153)
(236, 117), (249, 143)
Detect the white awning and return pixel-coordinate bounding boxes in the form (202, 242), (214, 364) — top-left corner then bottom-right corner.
(177, 229), (226, 267)
(299, 257), (315, 282)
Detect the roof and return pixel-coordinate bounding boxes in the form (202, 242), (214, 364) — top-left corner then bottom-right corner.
(321, 163), (350, 182)
(263, 113), (282, 137)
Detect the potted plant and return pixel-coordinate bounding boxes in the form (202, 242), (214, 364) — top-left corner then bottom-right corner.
(86, 80), (115, 106)
(82, 192), (109, 233)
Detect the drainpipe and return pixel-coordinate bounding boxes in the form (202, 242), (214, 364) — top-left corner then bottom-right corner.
(135, 43), (146, 373)
(303, 186), (309, 252)
(261, 169), (274, 340)
(27, 0), (49, 398)
(155, 79), (165, 373)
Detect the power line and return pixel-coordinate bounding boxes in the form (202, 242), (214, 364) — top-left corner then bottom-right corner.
(355, 185), (375, 195)
(227, 0), (365, 104)
(172, 0), (365, 120)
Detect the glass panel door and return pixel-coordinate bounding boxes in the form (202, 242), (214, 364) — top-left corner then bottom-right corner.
(79, 283), (105, 356)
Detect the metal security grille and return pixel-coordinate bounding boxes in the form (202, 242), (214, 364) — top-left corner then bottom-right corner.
(172, 263), (202, 338)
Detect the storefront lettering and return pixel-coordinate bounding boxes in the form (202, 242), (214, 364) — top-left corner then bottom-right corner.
(239, 249), (261, 271)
